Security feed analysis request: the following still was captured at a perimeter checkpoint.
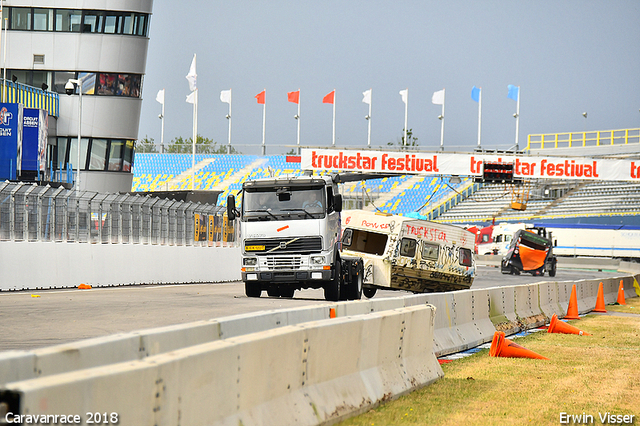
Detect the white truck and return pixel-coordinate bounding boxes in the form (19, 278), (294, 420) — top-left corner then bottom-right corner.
(340, 210), (476, 297)
(227, 174), (364, 301)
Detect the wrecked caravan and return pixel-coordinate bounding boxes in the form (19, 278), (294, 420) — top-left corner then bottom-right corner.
(341, 210), (476, 297)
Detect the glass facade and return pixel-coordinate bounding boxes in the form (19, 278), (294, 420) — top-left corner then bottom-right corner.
(7, 7), (149, 36)
(10, 70), (143, 97)
(55, 137), (135, 173)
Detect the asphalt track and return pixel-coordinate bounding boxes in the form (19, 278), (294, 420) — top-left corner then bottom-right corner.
(0, 266), (622, 351)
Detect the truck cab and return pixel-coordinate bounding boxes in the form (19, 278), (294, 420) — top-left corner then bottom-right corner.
(227, 174), (363, 301)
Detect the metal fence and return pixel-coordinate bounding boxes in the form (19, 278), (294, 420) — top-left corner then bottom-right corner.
(0, 181), (234, 246)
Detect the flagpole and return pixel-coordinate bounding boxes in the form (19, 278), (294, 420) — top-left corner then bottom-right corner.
(514, 86), (520, 151)
(403, 88), (408, 148)
(367, 89), (372, 148)
(261, 89), (266, 155)
(227, 89), (232, 154)
(332, 89), (336, 147)
(160, 89), (165, 153)
(192, 88), (197, 190)
(297, 89), (301, 153)
(477, 88), (482, 149)
(439, 88), (445, 151)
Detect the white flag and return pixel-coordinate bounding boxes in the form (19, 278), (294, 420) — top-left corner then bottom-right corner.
(156, 89), (165, 105)
(220, 89), (232, 104)
(186, 54), (197, 92)
(186, 91), (196, 104)
(362, 89), (371, 105)
(432, 89), (445, 105)
(399, 88), (408, 104)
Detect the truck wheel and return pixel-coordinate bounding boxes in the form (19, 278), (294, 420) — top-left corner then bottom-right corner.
(345, 265), (363, 300)
(267, 287), (280, 297)
(363, 287), (377, 299)
(280, 287), (295, 298)
(245, 282), (261, 298)
(324, 258), (341, 302)
(549, 262), (557, 277)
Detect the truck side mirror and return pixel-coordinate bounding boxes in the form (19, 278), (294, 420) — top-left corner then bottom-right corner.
(333, 193), (342, 213)
(227, 195), (236, 220)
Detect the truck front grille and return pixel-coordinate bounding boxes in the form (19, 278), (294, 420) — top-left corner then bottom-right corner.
(265, 256), (302, 270)
(244, 237), (322, 254)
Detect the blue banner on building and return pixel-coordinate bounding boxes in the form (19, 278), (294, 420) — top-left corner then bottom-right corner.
(0, 103), (23, 180)
(22, 108), (40, 172)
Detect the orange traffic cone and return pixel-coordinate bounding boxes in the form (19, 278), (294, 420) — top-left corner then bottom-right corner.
(547, 314), (591, 336)
(565, 284), (580, 320)
(616, 280), (626, 305)
(594, 282), (607, 313)
(489, 331), (549, 360)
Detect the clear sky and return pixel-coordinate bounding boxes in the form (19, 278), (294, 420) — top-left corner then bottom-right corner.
(139, 1), (640, 155)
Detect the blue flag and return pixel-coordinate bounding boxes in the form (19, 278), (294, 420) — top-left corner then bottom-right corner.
(507, 84), (519, 101)
(471, 86), (481, 103)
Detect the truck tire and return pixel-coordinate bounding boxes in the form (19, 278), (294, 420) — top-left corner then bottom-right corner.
(245, 282), (261, 298)
(363, 287), (377, 299)
(345, 263), (363, 300)
(324, 257), (341, 302)
(548, 261), (557, 277)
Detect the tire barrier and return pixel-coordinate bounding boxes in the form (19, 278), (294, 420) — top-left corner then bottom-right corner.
(0, 305), (442, 426)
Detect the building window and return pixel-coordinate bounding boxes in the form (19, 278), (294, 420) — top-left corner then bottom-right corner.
(33, 8), (53, 31)
(11, 8), (32, 30)
(55, 9), (82, 32)
(6, 7), (149, 36)
(10, 70), (143, 98)
(83, 11), (103, 33)
(56, 137), (136, 173)
(88, 139), (108, 170)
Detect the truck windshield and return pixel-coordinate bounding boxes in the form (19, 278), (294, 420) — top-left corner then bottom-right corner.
(243, 187), (326, 221)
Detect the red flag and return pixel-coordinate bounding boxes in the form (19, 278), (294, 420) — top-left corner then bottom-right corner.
(323, 90), (335, 104)
(255, 90), (265, 104)
(287, 90), (300, 104)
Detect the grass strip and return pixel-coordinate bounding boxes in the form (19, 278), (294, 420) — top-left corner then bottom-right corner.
(338, 297), (640, 426)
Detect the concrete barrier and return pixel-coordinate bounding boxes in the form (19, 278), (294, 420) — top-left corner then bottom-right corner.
(0, 242), (241, 291)
(0, 305), (442, 426)
(488, 286), (519, 333)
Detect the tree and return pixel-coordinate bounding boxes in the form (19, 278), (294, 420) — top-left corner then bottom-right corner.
(388, 128), (418, 150)
(136, 135), (158, 153)
(166, 135), (242, 154)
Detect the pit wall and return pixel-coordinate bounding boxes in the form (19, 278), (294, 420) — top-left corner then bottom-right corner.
(0, 242), (241, 290)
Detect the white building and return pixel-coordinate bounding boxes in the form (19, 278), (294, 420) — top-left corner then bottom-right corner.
(3, 0), (153, 192)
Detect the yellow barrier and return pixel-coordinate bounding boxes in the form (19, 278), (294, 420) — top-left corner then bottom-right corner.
(527, 128), (640, 150)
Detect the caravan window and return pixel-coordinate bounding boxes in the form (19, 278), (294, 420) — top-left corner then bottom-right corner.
(459, 248), (473, 267)
(421, 242), (439, 260)
(400, 238), (417, 258)
(342, 228), (387, 256)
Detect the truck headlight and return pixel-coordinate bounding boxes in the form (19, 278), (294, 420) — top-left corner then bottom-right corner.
(243, 258), (257, 266)
(310, 256), (325, 265)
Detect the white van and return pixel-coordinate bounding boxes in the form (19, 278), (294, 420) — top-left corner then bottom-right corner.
(341, 210), (476, 297)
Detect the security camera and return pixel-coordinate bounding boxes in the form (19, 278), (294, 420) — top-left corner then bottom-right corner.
(158, 114), (163, 119)
(438, 114), (444, 120)
(65, 81), (76, 96)
(365, 115), (370, 120)
(226, 114), (231, 119)
(294, 114), (299, 120)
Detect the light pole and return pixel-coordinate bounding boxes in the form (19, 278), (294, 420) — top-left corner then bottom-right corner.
(65, 76), (88, 192)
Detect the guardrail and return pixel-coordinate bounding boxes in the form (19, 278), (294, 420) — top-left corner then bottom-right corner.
(527, 128), (640, 151)
(1, 273), (638, 425)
